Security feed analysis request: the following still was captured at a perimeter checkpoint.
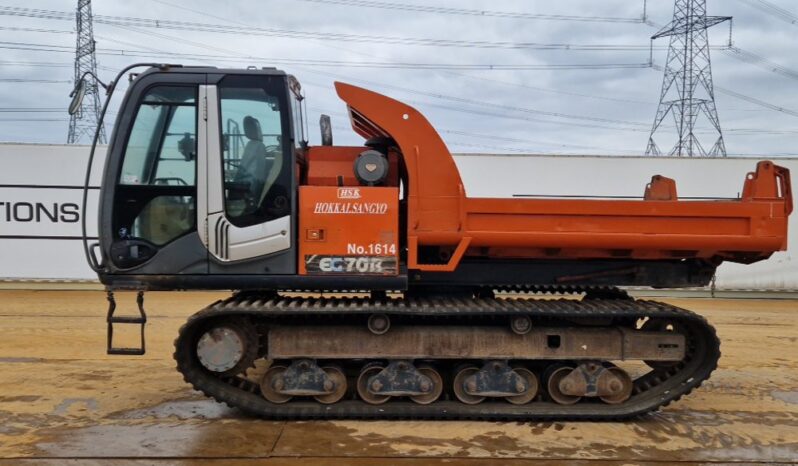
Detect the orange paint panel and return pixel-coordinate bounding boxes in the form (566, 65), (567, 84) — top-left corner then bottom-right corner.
(299, 186), (399, 275)
(466, 214), (751, 236)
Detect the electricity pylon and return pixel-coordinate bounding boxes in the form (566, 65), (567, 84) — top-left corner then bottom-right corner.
(646, 0), (731, 157)
(67, 0), (106, 144)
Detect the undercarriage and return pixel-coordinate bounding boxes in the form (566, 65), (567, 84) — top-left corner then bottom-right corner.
(173, 289), (719, 420)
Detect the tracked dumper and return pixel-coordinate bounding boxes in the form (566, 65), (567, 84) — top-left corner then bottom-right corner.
(74, 64), (791, 420)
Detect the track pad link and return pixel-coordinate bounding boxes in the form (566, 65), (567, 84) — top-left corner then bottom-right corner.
(368, 360), (433, 397)
(464, 360), (528, 397)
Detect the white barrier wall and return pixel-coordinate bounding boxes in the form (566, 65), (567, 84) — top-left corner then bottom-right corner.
(0, 143), (795, 289)
(0, 143), (104, 281)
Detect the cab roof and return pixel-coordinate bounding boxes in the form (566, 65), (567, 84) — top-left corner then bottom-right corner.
(141, 65), (287, 77)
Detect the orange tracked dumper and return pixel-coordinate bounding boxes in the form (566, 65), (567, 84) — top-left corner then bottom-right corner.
(71, 64), (790, 419)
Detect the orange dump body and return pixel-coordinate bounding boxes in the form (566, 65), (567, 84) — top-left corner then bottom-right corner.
(300, 82), (792, 273)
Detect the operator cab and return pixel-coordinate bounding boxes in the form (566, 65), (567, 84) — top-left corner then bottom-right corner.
(99, 67), (306, 281)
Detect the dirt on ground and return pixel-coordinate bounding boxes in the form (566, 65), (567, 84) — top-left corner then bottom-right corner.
(0, 290), (796, 465)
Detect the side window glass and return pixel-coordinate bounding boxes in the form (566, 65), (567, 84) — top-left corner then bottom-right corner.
(152, 105), (196, 186)
(130, 195), (195, 246)
(220, 83), (290, 227)
(117, 86), (197, 247)
(120, 86), (196, 186)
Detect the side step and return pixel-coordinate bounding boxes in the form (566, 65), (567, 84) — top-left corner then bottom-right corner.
(106, 291), (147, 355)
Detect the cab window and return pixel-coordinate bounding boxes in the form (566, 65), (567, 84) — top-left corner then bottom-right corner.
(115, 86), (197, 248)
(219, 76), (291, 228)
(120, 86), (196, 186)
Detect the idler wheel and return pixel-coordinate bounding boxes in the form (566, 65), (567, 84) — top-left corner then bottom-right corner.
(506, 368), (539, 405)
(409, 365), (443, 405)
(453, 366), (485, 405)
(546, 366), (581, 405)
(195, 321), (257, 376)
(260, 365), (292, 404)
(314, 365), (348, 405)
(599, 366), (633, 405)
(357, 364), (390, 405)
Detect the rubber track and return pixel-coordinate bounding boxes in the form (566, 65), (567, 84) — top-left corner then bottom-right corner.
(174, 295), (720, 420)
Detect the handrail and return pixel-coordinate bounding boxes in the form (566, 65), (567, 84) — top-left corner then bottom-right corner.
(80, 63), (180, 273)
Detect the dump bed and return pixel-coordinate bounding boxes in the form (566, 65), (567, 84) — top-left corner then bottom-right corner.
(335, 82), (792, 271)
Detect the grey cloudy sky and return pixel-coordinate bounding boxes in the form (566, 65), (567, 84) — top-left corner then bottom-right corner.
(0, 0), (795, 156)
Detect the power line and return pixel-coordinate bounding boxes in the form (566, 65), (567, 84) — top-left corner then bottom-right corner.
(715, 87), (798, 118)
(446, 141), (551, 154)
(646, 14), (798, 125)
(0, 60), (73, 67)
(0, 78), (70, 83)
(737, 0), (798, 25)
(0, 118), (69, 122)
(140, 0), (689, 113)
(93, 21), (660, 133)
(0, 108), (64, 112)
(0, 25), (72, 34)
(439, 129), (642, 155)
(133, 0), (668, 138)
(645, 19), (798, 94)
(319, 106), (646, 152)
(406, 98), (651, 133)
(3, 2), (786, 150)
(649, 63), (798, 118)
(287, 0), (646, 23)
(0, 39), (654, 71)
(88, 23), (668, 137)
(721, 46), (798, 81)
(300, 70), (652, 128)
(447, 72), (655, 106)
(99, 24), (772, 139)
(0, 5), (663, 51)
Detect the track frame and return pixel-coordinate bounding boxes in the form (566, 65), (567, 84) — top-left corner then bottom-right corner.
(174, 293), (720, 420)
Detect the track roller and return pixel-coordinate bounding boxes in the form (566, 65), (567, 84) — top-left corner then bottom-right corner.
(599, 366), (633, 405)
(545, 362), (634, 405)
(409, 365), (443, 405)
(453, 362), (538, 405)
(357, 361), (443, 405)
(545, 364), (581, 405)
(453, 366), (485, 405)
(260, 365), (292, 404)
(314, 365), (348, 404)
(357, 364), (390, 405)
(506, 367), (539, 405)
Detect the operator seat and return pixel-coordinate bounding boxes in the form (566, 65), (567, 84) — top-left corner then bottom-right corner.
(228, 115), (268, 217)
(240, 115), (268, 196)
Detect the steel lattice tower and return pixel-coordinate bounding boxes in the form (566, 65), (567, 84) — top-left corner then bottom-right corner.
(646, 0), (731, 157)
(67, 0), (105, 144)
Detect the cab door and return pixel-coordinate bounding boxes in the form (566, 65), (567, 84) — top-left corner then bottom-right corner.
(103, 77), (207, 274)
(198, 74), (296, 273)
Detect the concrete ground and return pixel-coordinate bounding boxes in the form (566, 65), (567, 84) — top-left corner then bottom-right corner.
(0, 290), (796, 465)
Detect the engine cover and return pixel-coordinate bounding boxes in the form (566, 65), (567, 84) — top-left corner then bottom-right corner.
(299, 186), (399, 275)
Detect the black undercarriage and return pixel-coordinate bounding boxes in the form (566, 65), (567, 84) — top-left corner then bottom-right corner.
(171, 291), (720, 420)
(100, 258), (716, 291)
